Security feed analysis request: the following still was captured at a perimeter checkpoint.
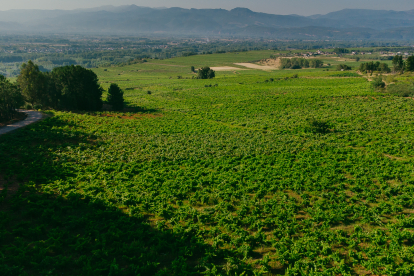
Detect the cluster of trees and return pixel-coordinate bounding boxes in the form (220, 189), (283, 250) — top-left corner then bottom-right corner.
(0, 76), (24, 121)
(0, 60), (125, 122)
(280, 58), (323, 69)
(333, 48), (349, 54)
(393, 55), (414, 73)
(358, 61), (391, 73)
(17, 61), (104, 111)
(359, 56), (414, 74)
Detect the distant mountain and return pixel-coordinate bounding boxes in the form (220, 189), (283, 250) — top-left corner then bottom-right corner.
(1, 6), (414, 40)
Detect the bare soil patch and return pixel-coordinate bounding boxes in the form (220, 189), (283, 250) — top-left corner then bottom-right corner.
(234, 63), (278, 70)
(210, 66), (246, 71)
(257, 58), (281, 68)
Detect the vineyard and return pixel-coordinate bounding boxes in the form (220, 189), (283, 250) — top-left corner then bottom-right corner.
(1, 52), (414, 275)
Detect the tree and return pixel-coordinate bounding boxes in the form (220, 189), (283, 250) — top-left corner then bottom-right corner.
(337, 64), (352, 71)
(51, 65), (103, 111)
(392, 55), (404, 73)
(197, 67), (215, 79)
(191, 66), (195, 72)
(107, 83), (124, 111)
(17, 60), (47, 106)
(0, 75), (24, 121)
(405, 56), (414, 72)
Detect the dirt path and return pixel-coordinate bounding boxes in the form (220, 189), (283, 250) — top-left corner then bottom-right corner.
(0, 110), (44, 136)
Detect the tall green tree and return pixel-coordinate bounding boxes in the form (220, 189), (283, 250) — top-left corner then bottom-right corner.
(197, 67), (215, 79)
(0, 75), (24, 121)
(107, 83), (124, 111)
(392, 55), (404, 73)
(17, 60), (47, 106)
(51, 65), (103, 111)
(405, 56), (414, 72)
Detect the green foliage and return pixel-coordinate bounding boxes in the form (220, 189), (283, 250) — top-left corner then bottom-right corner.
(371, 76), (386, 89)
(336, 64), (352, 71)
(50, 65), (103, 111)
(280, 58), (323, 69)
(333, 48), (349, 54)
(304, 118), (332, 134)
(0, 75), (24, 121)
(3, 51), (414, 275)
(197, 67), (215, 79)
(387, 81), (414, 97)
(393, 55), (405, 72)
(107, 83), (124, 111)
(330, 72), (360, 77)
(359, 61), (391, 73)
(405, 56), (414, 72)
(17, 60), (47, 106)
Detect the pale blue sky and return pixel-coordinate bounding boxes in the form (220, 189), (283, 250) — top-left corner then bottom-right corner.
(2, 0), (414, 15)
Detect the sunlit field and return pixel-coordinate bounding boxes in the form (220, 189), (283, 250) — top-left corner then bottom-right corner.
(2, 51), (414, 275)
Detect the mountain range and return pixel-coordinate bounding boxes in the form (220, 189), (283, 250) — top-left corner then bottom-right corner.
(1, 6), (414, 40)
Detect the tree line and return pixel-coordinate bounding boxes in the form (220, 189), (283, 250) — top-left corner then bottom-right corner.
(359, 55), (414, 74)
(279, 58), (323, 69)
(0, 60), (124, 122)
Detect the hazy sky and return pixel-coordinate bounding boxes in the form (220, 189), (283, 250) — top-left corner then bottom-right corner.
(2, 0), (414, 15)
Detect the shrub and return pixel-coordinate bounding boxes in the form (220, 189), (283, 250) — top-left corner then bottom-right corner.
(371, 76), (386, 90)
(305, 118), (332, 134)
(387, 82), (414, 97)
(197, 67), (215, 79)
(107, 83), (124, 111)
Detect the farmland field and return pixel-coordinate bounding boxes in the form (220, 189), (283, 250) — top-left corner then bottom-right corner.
(2, 52), (414, 275)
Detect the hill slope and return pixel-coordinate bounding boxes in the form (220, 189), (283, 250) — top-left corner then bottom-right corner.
(1, 6), (414, 39)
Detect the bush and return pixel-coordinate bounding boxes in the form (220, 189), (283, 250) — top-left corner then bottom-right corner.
(197, 67), (215, 79)
(305, 118), (332, 134)
(387, 82), (414, 97)
(337, 64), (352, 71)
(371, 76), (386, 90)
(107, 83), (124, 111)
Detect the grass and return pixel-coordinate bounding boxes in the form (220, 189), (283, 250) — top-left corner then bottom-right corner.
(1, 51), (414, 275)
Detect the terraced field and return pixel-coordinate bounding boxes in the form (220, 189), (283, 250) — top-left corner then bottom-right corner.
(1, 52), (414, 275)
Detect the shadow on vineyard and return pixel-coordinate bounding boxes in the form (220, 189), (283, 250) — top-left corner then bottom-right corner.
(0, 117), (228, 275)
